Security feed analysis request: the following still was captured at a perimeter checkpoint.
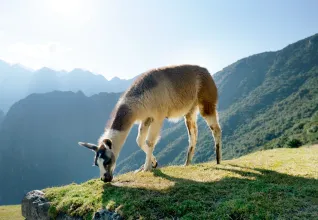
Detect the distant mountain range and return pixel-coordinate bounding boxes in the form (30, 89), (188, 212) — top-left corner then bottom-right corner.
(0, 62), (136, 112)
(0, 33), (317, 205)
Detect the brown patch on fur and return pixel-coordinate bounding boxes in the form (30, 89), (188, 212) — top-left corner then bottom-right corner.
(200, 101), (216, 116)
(108, 104), (133, 131)
(186, 120), (196, 132)
(103, 139), (112, 149)
(197, 70), (218, 116)
(161, 65), (197, 100)
(99, 144), (106, 150)
(125, 72), (158, 97)
(144, 117), (154, 126)
(188, 146), (194, 153)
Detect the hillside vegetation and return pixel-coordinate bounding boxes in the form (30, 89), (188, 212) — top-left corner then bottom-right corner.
(44, 145), (318, 220)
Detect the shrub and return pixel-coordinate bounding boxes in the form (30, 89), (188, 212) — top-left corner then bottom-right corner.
(287, 139), (302, 148)
(308, 125), (318, 133)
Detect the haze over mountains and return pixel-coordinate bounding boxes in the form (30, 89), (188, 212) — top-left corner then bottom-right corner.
(0, 109), (4, 125)
(0, 33), (317, 205)
(0, 62), (136, 113)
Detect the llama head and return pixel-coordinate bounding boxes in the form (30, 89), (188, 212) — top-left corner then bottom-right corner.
(78, 139), (115, 182)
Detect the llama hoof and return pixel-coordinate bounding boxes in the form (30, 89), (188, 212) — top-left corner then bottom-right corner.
(183, 161), (190, 167)
(143, 168), (152, 172)
(152, 161), (158, 168)
(143, 164), (153, 172)
(134, 165), (144, 173)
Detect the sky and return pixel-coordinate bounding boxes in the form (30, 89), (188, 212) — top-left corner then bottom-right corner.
(0, 0), (317, 80)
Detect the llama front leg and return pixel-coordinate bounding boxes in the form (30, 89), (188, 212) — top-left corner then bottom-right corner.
(184, 110), (198, 166)
(144, 120), (163, 171)
(136, 118), (158, 171)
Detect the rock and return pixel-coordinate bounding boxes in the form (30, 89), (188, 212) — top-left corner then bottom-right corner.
(56, 214), (83, 220)
(21, 190), (51, 220)
(21, 190), (123, 220)
(92, 209), (123, 220)
(21, 190), (82, 220)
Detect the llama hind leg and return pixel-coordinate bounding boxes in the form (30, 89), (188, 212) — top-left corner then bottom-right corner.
(136, 118), (158, 169)
(200, 104), (222, 164)
(144, 120), (163, 171)
(210, 119), (222, 164)
(184, 110), (198, 166)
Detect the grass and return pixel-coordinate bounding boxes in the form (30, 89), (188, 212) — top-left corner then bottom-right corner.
(44, 145), (318, 220)
(0, 205), (23, 220)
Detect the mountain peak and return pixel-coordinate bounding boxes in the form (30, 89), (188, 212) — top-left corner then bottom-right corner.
(109, 76), (122, 82)
(36, 67), (55, 73)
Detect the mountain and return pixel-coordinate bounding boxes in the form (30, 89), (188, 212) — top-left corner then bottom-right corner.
(0, 63), (135, 112)
(0, 61), (34, 113)
(115, 33), (318, 174)
(0, 109), (4, 126)
(27, 67), (62, 94)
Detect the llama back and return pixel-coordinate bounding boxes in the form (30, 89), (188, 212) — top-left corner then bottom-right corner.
(119, 65), (215, 120)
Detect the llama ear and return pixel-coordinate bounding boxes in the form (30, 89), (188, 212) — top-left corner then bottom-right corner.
(78, 142), (98, 152)
(103, 139), (112, 149)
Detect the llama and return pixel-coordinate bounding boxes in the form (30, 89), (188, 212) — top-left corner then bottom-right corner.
(78, 64), (222, 182)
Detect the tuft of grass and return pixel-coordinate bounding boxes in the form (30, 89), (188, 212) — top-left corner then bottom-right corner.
(44, 145), (318, 220)
(0, 205), (23, 220)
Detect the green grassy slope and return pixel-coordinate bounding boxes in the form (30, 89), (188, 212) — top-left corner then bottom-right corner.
(44, 145), (318, 220)
(0, 205), (23, 220)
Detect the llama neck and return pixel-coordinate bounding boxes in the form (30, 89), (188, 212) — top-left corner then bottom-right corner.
(100, 103), (135, 158)
(99, 128), (132, 158)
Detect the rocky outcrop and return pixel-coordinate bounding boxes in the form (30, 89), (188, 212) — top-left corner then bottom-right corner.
(21, 190), (123, 220)
(22, 190), (52, 220)
(93, 209), (123, 220)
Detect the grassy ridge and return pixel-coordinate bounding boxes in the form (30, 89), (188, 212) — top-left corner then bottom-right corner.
(0, 205), (23, 220)
(44, 145), (318, 220)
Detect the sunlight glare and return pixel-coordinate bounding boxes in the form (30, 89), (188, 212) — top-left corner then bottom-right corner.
(47, 0), (91, 22)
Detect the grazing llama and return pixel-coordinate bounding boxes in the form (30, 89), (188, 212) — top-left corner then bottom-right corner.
(79, 64), (222, 182)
